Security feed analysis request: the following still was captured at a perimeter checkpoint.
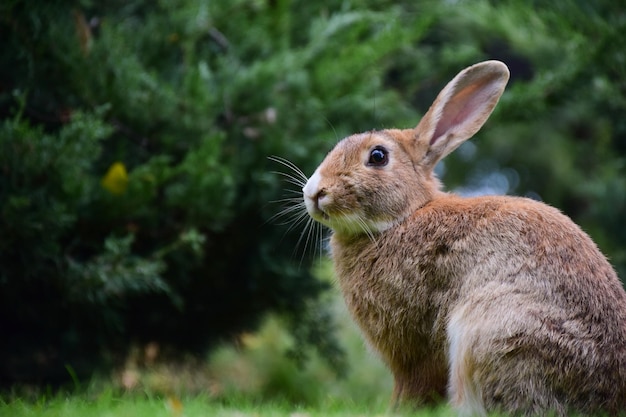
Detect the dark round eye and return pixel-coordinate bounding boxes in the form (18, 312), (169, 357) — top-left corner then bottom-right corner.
(368, 146), (388, 167)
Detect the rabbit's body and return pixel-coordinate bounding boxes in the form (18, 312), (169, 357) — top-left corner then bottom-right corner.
(332, 193), (626, 415)
(299, 61), (626, 415)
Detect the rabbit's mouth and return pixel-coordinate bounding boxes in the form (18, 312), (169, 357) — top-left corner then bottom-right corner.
(304, 197), (341, 227)
(306, 202), (394, 237)
(318, 210), (330, 221)
(306, 203), (331, 223)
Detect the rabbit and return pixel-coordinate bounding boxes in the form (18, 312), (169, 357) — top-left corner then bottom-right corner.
(299, 61), (626, 416)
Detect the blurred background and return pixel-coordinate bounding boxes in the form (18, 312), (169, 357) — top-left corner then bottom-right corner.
(0, 0), (624, 406)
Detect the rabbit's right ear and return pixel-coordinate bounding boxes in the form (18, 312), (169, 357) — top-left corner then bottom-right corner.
(415, 61), (509, 169)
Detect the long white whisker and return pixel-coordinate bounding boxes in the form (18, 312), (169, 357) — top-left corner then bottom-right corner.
(284, 211), (311, 233)
(270, 196), (304, 205)
(272, 213), (305, 228)
(355, 215), (371, 239)
(320, 114), (339, 142)
(268, 156), (309, 184)
(281, 189), (306, 196)
(296, 217), (316, 265)
(270, 170), (306, 188)
(317, 220), (326, 264)
(268, 200), (308, 230)
(268, 155), (332, 265)
(356, 215), (378, 247)
(332, 207), (379, 247)
(336, 209), (353, 236)
(265, 200), (305, 223)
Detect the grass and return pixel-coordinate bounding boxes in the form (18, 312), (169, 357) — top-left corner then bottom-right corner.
(0, 260), (454, 417)
(0, 393), (454, 417)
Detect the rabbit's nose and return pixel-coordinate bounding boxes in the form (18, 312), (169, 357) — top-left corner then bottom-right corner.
(303, 170), (330, 218)
(314, 189), (328, 211)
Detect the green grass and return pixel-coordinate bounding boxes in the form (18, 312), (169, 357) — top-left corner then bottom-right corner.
(0, 261), (454, 417)
(0, 393), (453, 417)
(0, 305), (456, 417)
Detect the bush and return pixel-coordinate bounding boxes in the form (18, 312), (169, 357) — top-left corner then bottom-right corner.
(0, 0), (428, 385)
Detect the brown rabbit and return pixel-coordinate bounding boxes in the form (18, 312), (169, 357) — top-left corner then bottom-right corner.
(300, 61), (626, 416)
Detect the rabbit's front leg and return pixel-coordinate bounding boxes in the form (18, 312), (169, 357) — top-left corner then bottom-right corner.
(389, 355), (448, 408)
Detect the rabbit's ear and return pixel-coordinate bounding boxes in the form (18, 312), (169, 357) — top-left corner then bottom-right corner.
(416, 61), (509, 168)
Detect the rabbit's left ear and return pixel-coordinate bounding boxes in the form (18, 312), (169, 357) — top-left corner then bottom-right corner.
(416, 61), (509, 168)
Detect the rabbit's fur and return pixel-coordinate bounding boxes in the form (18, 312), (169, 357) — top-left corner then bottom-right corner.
(301, 61), (626, 416)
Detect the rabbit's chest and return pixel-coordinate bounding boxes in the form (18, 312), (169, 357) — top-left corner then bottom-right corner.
(331, 236), (448, 354)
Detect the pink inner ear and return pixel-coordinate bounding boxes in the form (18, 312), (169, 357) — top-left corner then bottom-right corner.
(429, 81), (495, 146)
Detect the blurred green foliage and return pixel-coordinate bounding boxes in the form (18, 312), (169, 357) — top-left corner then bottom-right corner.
(0, 0), (427, 385)
(0, 0), (624, 388)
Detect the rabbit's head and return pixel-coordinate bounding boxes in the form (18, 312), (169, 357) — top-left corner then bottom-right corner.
(303, 61), (510, 237)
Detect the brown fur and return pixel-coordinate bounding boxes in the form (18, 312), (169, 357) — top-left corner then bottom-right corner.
(300, 61), (626, 415)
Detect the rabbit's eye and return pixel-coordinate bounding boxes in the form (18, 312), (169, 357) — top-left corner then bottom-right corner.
(368, 146), (388, 167)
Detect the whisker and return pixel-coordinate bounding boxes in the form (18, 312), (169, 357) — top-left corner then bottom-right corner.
(296, 217), (316, 265)
(320, 114), (339, 142)
(265, 202), (307, 231)
(268, 156), (309, 184)
(265, 200), (305, 223)
(355, 215), (370, 238)
(284, 211), (311, 234)
(271, 213), (305, 228)
(357, 216), (378, 247)
(269, 196), (304, 205)
(333, 208), (379, 247)
(282, 189), (306, 196)
(270, 170), (307, 188)
(317, 220), (326, 263)
(268, 155), (332, 264)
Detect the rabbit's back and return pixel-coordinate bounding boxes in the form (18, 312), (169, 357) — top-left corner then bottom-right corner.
(331, 194), (626, 414)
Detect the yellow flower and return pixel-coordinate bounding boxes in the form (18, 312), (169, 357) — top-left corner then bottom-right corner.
(101, 162), (129, 195)
(166, 396), (183, 417)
